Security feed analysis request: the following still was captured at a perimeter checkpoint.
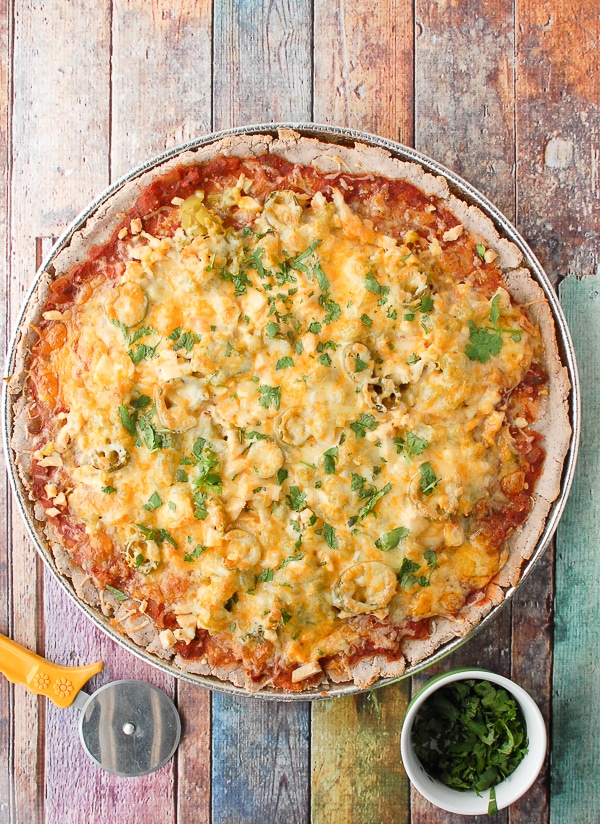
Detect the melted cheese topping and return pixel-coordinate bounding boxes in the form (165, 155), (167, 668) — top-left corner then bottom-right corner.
(31, 173), (543, 674)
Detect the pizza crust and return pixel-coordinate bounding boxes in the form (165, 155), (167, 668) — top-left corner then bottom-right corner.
(6, 128), (573, 694)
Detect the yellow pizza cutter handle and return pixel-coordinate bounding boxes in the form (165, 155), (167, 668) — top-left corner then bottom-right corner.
(0, 632), (103, 709)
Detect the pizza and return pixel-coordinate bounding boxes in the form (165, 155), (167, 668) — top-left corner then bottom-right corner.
(8, 129), (571, 693)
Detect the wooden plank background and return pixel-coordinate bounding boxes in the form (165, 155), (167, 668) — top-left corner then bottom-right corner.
(1, 1), (598, 822)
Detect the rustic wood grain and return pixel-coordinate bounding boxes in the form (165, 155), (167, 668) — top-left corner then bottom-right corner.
(311, 683), (410, 824)
(0, 0), (12, 819)
(211, 694), (310, 824)
(516, 1), (600, 283)
(415, 0), (516, 219)
(313, 0), (414, 145)
(8, 2), (111, 821)
(111, 0), (213, 179)
(510, 543), (554, 824)
(212, 0), (313, 130)
(43, 572), (177, 824)
(552, 276), (600, 824)
(176, 682), (212, 824)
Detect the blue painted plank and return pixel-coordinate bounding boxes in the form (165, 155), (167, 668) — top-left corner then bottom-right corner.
(212, 693), (310, 824)
(552, 276), (600, 823)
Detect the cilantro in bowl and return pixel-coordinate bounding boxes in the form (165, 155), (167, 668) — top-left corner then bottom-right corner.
(411, 679), (529, 815)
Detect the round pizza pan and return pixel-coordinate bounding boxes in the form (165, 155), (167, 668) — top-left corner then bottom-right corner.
(2, 124), (581, 700)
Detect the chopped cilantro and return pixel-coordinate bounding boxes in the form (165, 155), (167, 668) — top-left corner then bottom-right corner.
(323, 523), (339, 549)
(375, 527), (410, 551)
(397, 557), (428, 589)
(465, 320), (503, 363)
(142, 491), (162, 511)
(276, 468), (289, 486)
(308, 321), (322, 334)
(406, 353), (420, 365)
(357, 482), (392, 519)
(276, 356), (294, 370)
(419, 462), (440, 496)
(411, 678), (529, 810)
(101, 485), (117, 495)
(221, 270), (252, 296)
(350, 413), (378, 439)
(353, 356), (369, 372)
(323, 446), (339, 475)
(175, 469), (188, 483)
(286, 486), (307, 512)
(365, 271), (390, 296)
(135, 523), (177, 548)
(258, 384), (281, 410)
(184, 544), (206, 562)
(361, 313), (373, 327)
(266, 321), (280, 338)
(172, 330), (201, 354)
(318, 353), (332, 367)
(476, 243), (487, 260)
(294, 340), (304, 355)
(395, 430), (429, 461)
(105, 585), (129, 602)
(319, 292), (341, 324)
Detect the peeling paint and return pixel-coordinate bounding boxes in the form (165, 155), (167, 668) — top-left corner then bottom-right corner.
(544, 136), (575, 168)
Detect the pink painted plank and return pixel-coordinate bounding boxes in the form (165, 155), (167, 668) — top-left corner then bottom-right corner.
(43, 572), (176, 824)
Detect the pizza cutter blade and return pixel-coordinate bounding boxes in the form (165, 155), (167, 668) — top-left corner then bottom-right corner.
(0, 632), (181, 776)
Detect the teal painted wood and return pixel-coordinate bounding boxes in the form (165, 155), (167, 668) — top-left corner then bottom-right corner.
(211, 694), (310, 824)
(552, 276), (600, 824)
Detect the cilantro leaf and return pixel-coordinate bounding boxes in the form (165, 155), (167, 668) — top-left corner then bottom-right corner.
(375, 527), (409, 551)
(276, 468), (289, 485)
(319, 292), (341, 324)
(101, 485), (117, 495)
(395, 430), (429, 461)
(323, 446), (338, 475)
(286, 486), (307, 512)
(142, 491), (162, 511)
(350, 413), (378, 439)
(266, 321), (279, 338)
(105, 585), (129, 602)
(357, 482), (392, 519)
(323, 523), (339, 549)
(397, 557), (422, 589)
(365, 271), (390, 296)
(258, 384), (281, 410)
(465, 320), (503, 363)
(184, 544), (206, 562)
(419, 462), (440, 496)
(276, 356), (294, 370)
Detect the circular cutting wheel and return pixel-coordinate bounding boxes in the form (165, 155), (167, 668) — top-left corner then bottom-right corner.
(78, 680), (181, 776)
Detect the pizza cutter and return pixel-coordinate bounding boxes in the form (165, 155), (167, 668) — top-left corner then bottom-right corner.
(0, 632), (181, 776)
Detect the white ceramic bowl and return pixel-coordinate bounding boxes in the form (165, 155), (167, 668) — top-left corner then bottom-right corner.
(400, 668), (547, 815)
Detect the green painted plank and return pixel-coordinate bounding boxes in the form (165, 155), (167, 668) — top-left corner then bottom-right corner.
(311, 682), (410, 824)
(552, 276), (600, 823)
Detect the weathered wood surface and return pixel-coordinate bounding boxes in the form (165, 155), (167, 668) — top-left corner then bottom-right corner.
(553, 276), (600, 824)
(516, 1), (600, 283)
(311, 683), (410, 824)
(212, 695), (310, 824)
(1, 1), (598, 822)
